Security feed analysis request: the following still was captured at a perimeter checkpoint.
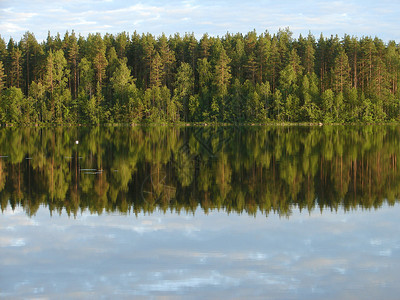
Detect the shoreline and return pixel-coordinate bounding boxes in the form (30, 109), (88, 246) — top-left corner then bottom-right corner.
(1, 121), (399, 128)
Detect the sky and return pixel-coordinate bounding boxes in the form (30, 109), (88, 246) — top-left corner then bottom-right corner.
(1, 0), (400, 43)
(1, 205), (400, 298)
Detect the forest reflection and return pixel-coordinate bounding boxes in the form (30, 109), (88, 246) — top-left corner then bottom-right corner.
(1, 125), (399, 217)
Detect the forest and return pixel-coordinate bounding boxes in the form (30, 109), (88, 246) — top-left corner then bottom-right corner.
(1, 126), (399, 216)
(0, 29), (400, 124)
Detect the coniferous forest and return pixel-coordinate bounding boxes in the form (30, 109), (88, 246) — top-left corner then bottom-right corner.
(0, 29), (400, 124)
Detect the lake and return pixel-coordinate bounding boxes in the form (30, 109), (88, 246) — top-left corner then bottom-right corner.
(1, 125), (400, 299)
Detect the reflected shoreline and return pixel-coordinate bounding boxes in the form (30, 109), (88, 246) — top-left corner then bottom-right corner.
(3, 202), (397, 219)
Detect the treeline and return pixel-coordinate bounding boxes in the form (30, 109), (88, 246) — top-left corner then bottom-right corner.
(1, 126), (400, 216)
(0, 29), (400, 124)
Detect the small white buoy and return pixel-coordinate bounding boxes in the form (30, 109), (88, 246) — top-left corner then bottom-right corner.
(75, 140), (79, 145)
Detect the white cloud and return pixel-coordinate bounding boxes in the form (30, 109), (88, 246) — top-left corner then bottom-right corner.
(1, 0), (399, 42)
(10, 238), (26, 247)
(139, 271), (238, 292)
(0, 237), (24, 247)
(1, 8), (38, 22)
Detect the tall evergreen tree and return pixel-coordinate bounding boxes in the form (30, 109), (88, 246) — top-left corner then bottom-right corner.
(10, 48), (22, 89)
(332, 48), (351, 94)
(158, 34), (176, 88)
(267, 36), (281, 92)
(149, 52), (163, 89)
(0, 35), (6, 63)
(44, 49), (70, 122)
(66, 31), (79, 99)
(174, 62), (194, 121)
(214, 47), (232, 120)
(0, 61), (5, 94)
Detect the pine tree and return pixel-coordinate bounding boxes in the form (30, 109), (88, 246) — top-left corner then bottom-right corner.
(110, 58), (137, 108)
(214, 47), (232, 98)
(273, 89), (284, 121)
(214, 47), (232, 120)
(298, 32), (315, 75)
(267, 36), (280, 92)
(158, 34), (176, 87)
(386, 41), (400, 97)
(79, 58), (94, 98)
(255, 32), (271, 84)
(174, 62), (194, 121)
(185, 33), (198, 84)
(115, 31), (129, 59)
(199, 33), (211, 59)
(343, 34), (360, 89)
(359, 36), (376, 93)
(231, 36), (245, 82)
(0, 61), (5, 93)
(93, 43), (108, 86)
(322, 89), (334, 121)
(150, 52), (163, 89)
(10, 48), (22, 88)
(332, 48), (350, 94)
(44, 49), (69, 122)
(0, 35), (6, 63)
(67, 31), (79, 99)
(245, 54), (257, 84)
(316, 34), (327, 93)
(142, 34), (156, 89)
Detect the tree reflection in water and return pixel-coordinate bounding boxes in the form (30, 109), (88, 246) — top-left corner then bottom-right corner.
(0, 125), (399, 217)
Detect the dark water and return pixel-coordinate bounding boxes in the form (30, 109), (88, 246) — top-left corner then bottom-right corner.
(1, 125), (400, 299)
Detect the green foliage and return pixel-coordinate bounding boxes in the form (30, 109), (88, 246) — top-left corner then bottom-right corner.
(0, 87), (24, 123)
(110, 58), (139, 122)
(44, 49), (70, 122)
(322, 89), (335, 122)
(0, 61), (5, 93)
(174, 62), (194, 121)
(1, 29), (400, 124)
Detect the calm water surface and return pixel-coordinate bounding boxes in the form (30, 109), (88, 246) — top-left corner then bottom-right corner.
(1, 125), (400, 299)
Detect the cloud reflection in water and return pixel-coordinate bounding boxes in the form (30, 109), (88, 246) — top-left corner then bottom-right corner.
(0, 205), (400, 299)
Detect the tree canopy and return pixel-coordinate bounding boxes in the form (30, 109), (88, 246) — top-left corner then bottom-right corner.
(1, 29), (400, 124)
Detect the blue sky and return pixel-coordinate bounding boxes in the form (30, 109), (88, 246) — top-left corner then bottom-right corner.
(1, 0), (400, 42)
